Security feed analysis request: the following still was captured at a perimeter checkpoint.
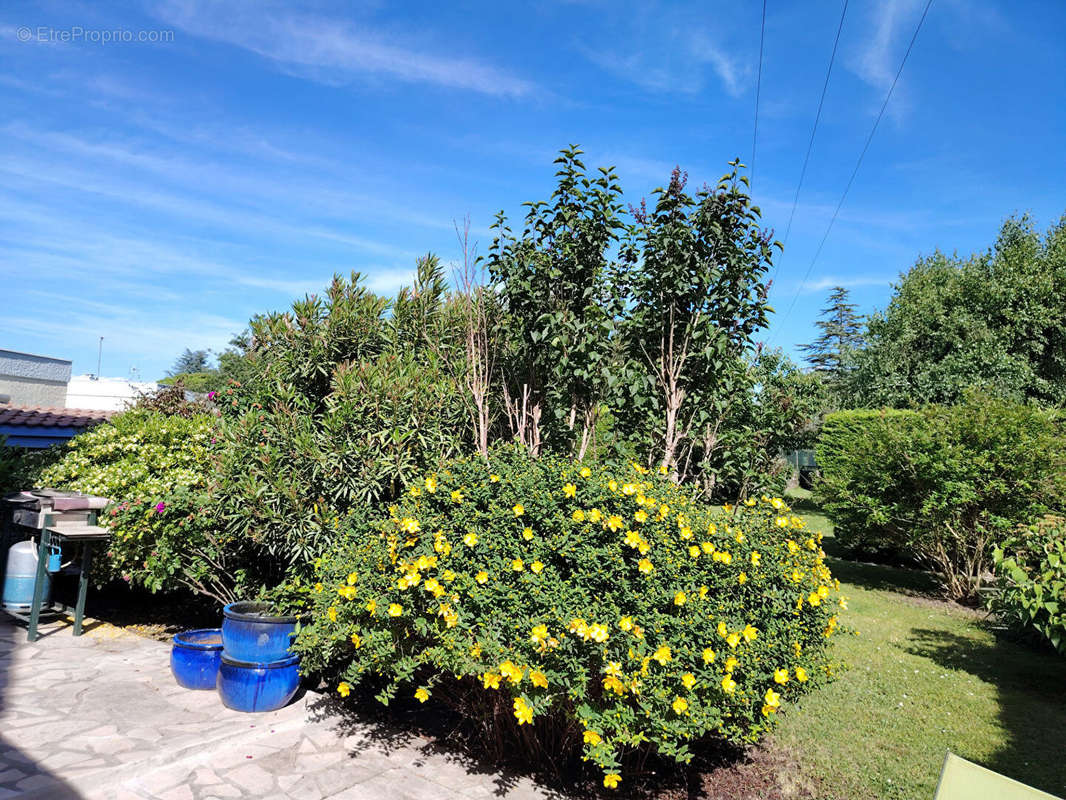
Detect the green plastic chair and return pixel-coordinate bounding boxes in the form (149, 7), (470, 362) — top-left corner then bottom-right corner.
(934, 752), (1063, 800)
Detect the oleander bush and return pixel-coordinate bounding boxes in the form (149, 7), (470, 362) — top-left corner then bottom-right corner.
(992, 515), (1066, 654)
(817, 395), (1066, 601)
(294, 446), (844, 789)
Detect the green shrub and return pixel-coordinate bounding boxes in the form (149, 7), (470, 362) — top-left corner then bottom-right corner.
(39, 410), (217, 584)
(39, 409), (215, 501)
(816, 395), (1066, 601)
(992, 515), (1066, 654)
(295, 447), (844, 790)
(0, 440), (63, 495)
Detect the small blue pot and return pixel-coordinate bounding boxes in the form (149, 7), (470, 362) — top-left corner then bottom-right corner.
(217, 653), (301, 712)
(171, 628), (223, 690)
(221, 601), (297, 662)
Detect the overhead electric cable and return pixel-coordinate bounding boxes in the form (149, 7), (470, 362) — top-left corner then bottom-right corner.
(771, 0), (934, 340)
(767, 0), (849, 290)
(750, 0), (767, 189)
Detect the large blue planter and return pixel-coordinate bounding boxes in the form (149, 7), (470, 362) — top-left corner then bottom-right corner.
(171, 628), (223, 690)
(217, 654), (301, 712)
(221, 601), (297, 662)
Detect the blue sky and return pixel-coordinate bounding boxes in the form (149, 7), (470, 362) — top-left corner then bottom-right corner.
(1, 0), (1064, 381)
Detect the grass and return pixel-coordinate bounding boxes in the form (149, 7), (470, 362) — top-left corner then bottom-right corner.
(772, 489), (1066, 800)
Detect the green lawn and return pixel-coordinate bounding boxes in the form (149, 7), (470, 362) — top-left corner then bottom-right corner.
(773, 490), (1066, 800)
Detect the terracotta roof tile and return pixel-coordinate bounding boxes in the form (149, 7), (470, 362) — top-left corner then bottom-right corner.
(0, 405), (115, 429)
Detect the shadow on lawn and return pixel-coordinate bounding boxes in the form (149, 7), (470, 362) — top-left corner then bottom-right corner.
(902, 627), (1066, 798)
(825, 556), (942, 600)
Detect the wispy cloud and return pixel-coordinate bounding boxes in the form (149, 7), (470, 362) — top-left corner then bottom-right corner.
(152, 0), (535, 97)
(799, 275), (893, 293)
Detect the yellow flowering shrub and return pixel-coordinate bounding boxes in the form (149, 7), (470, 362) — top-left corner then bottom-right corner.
(295, 446), (843, 788)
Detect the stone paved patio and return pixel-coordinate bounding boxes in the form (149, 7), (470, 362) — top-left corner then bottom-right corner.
(0, 616), (555, 799)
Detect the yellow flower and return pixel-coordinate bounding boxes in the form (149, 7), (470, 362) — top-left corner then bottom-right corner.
(652, 644), (672, 665)
(674, 591), (687, 606)
(588, 623), (609, 643)
(387, 603), (403, 617)
(337, 681), (351, 698)
(365, 599), (377, 615)
(583, 729), (602, 745)
(470, 643), (482, 658)
(490, 473), (500, 483)
(602, 675), (626, 695)
(531, 560), (544, 574)
(726, 632), (741, 649)
(415, 688), (430, 702)
(399, 517), (420, 534)
(563, 483), (577, 498)
(606, 514), (624, 532)
(482, 673), (501, 689)
(424, 475), (437, 493)
(701, 541), (715, 554)
(580, 466), (592, 478)
(530, 670), (549, 688)
(719, 551), (732, 565)
(512, 503), (524, 517)
(475, 570), (489, 584)
(808, 592), (821, 607)
(724, 656), (739, 673)
(513, 697), (533, 725)
(499, 660), (524, 684)
(451, 489), (464, 503)
(622, 483), (637, 495)
(721, 675), (737, 693)
(787, 539), (800, 554)
(463, 532), (478, 547)
(742, 624), (758, 642)
(327, 606), (338, 622)
(511, 558), (524, 572)
(764, 687), (781, 709)
(603, 773), (621, 789)
(634, 509), (648, 524)
(658, 464), (669, 474)
(572, 508), (586, 522)
(717, 621), (728, 638)
(688, 545), (701, 558)
(588, 508), (602, 522)
(522, 526), (534, 540)
(738, 572), (748, 584)
(531, 624), (549, 644)
(750, 551), (761, 567)
(679, 526), (693, 540)
(346, 571), (359, 585)
(774, 668), (790, 685)
(608, 479), (618, 491)
(350, 633), (362, 648)
(638, 558), (654, 575)
(681, 672), (696, 689)
(313, 583), (323, 593)
(795, 666), (809, 682)
(702, 647), (716, 664)
(618, 616), (634, 632)
(672, 696), (689, 715)
(409, 485), (421, 497)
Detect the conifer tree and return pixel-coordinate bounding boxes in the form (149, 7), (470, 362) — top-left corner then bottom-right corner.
(800, 286), (864, 376)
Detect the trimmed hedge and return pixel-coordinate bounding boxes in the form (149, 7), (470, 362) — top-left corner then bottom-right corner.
(816, 396), (1066, 601)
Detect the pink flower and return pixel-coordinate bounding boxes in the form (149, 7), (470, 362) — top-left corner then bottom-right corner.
(155, 502), (166, 513)
(207, 391), (217, 400)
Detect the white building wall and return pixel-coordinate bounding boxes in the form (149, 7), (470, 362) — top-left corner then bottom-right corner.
(65, 375), (162, 412)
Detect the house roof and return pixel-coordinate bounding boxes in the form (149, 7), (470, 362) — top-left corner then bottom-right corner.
(0, 405), (115, 429)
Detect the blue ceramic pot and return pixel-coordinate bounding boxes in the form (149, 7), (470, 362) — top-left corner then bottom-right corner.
(217, 653), (301, 712)
(221, 601), (297, 662)
(171, 628), (223, 690)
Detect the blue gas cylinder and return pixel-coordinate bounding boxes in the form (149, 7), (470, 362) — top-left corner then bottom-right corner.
(2, 540), (52, 612)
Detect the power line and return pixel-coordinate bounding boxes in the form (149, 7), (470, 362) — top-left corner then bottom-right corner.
(767, 0), (849, 290)
(771, 0), (934, 341)
(750, 0), (767, 189)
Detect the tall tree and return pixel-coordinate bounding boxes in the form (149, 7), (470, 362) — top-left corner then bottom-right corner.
(849, 212), (1066, 407)
(800, 286), (864, 376)
(488, 146), (625, 458)
(167, 348), (211, 377)
(617, 161), (776, 481)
